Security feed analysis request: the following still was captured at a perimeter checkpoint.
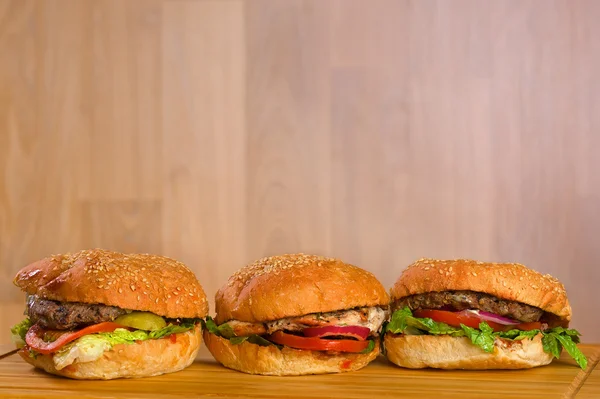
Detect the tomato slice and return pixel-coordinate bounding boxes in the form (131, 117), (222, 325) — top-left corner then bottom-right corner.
(414, 309), (507, 332)
(302, 325), (370, 341)
(267, 331), (370, 353)
(26, 322), (124, 355)
(513, 321), (543, 331)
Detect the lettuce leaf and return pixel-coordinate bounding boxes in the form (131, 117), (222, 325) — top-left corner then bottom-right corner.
(386, 306), (463, 336)
(10, 318), (32, 348)
(460, 323), (495, 353)
(202, 317), (236, 339)
(202, 316), (278, 348)
(230, 335), (275, 347)
(360, 339), (376, 354)
(386, 307), (588, 369)
(554, 332), (587, 369)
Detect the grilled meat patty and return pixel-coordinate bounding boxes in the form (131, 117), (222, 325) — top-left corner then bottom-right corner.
(393, 290), (544, 323)
(225, 306), (388, 337)
(26, 295), (127, 330)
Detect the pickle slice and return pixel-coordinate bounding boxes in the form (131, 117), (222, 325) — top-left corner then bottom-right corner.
(114, 312), (167, 331)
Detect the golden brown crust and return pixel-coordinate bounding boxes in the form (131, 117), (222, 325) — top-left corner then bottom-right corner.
(215, 253), (389, 324)
(390, 258), (571, 321)
(384, 333), (554, 369)
(19, 325), (202, 379)
(13, 249), (208, 318)
(203, 330), (379, 375)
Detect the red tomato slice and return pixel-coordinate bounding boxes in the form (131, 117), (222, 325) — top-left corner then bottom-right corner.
(267, 331), (370, 353)
(26, 322), (124, 355)
(513, 322), (543, 331)
(413, 310), (507, 332)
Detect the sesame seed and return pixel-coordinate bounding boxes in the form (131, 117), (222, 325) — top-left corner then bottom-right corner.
(130, 285), (136, 291)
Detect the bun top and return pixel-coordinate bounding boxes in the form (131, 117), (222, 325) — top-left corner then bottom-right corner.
(214, 253), (389, 324)
(391, 258), (571, 321)
(13, 249), (208, 318)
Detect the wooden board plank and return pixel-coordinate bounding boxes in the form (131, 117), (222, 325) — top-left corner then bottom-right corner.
(573, 347), (600, 399)
(0, 346), (595, 399)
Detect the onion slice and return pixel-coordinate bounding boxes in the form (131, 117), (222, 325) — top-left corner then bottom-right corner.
(302, 325), (370, 340)
(458, 310), (519, 325)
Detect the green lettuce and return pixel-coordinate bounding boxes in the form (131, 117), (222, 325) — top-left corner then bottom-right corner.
(10, 318), (32, 348)
(230, 335), (275, 347)
(361, 339), (376, 354)
(386, 307), (587, 369)
(460, 323), (495, 353)
(203, 317), (236, 339)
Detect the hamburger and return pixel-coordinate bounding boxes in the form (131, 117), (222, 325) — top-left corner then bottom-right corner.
(384, 258), (587, 369)
(203, 253), (389, 375)
(10, 249), (208, 379)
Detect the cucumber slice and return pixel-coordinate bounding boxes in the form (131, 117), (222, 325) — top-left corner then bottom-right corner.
(115, 312), (167, 331)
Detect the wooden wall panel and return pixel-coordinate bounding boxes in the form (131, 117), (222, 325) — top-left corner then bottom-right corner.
(245, 0), (333, 260)
(161, 0), (245, 312)
(1, 0), (599, 343)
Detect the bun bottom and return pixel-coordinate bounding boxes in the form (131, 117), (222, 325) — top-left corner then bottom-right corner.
(19, 325), (202, 380)
(384, 333), (554, 369)
(204, 331), (379, 376)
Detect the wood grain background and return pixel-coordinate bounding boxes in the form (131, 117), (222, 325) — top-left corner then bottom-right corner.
(1, 0), (598, 343)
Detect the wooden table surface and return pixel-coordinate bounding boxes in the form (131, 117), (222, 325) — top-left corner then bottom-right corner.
(0, 345), (598, 399)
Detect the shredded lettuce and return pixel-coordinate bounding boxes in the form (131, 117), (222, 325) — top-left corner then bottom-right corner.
(54, 334), (112, 370)
(386, 307), (587, 369)
(10, 318), (32, 348)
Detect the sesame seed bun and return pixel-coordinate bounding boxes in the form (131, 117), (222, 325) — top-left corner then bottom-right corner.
(203, 329), (380, 376)
(384, 333), (553, 369)
(19, 324), (202, 379)
(390, 258), (571, 321)
(13, 249), (208, 318)
(214, 253), (389, 324)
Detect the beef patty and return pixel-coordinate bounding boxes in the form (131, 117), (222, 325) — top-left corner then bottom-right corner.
(393, 290), (544, 323)
(26, 295), (128, 330)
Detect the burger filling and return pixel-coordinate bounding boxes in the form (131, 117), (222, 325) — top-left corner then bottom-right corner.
(385, 291), (587, 369)
(204, 306), (387, 357)
(393, 290), (543, 323)
(11, 295), (201, 370)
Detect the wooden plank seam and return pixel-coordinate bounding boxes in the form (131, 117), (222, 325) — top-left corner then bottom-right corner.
(562, 348), (600, 398)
